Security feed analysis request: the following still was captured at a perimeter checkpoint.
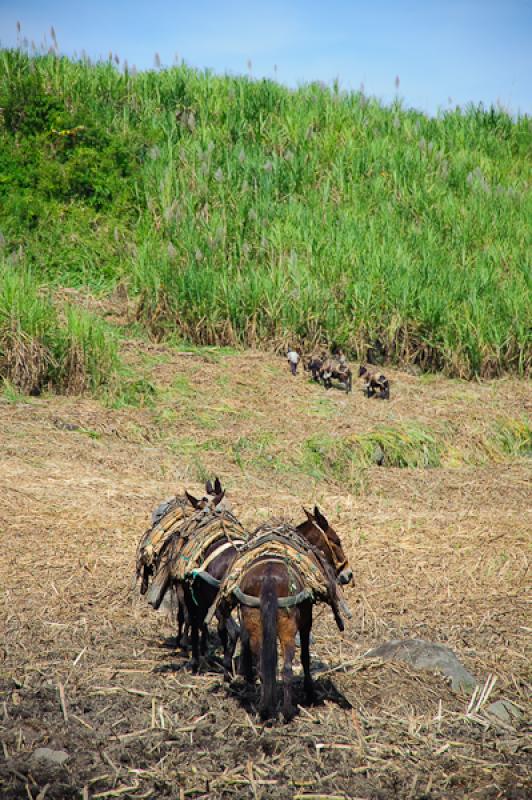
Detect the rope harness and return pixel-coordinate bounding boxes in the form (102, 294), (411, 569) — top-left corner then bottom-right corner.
(233, 586), (314, 608)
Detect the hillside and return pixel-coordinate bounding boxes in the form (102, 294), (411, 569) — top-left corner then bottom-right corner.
(1, 49), (531, 380)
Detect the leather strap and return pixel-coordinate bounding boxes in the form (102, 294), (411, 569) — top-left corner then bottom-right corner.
(233, 586), (314, 608)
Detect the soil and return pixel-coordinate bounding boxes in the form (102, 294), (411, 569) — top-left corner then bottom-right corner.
(1, 346), (530, 799)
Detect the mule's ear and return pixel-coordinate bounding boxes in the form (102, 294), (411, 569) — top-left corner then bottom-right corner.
(214, 477), (222, 494)
(212, 490), (225, 507)
(302, 507), (314, 522)
(185, 491), (200, 509)
(205, 480), (213, 495)
(314, 506), (329, 530)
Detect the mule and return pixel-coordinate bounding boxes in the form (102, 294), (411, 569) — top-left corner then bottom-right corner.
(153, 506), (249, 672)
(305, 355), (325, 383)
(358, 365), (390, 399)
(219, 507), (352, 721)
(320, 355), (352, 393)
(137, 479), (229, 650)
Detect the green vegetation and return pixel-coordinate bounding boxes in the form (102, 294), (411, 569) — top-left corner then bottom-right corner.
(490, 417), (532, 457)
(0, 379), (27, 404)
(304, 423), (443, 485)
(300, 417), (531, 486)
(105, 375), (157, 408)
(1, 48), (530, 378)
(231, 433), (290, 473)
(0, 265), (120, 393)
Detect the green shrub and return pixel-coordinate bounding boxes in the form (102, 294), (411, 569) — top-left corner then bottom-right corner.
(0, 264), (121, 394)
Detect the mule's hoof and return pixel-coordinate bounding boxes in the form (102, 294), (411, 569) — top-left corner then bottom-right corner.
(259, 705), (275, 722)
(282, 704), (297, 722)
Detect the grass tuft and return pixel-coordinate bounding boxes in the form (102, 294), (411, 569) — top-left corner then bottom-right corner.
(303, 423), (443, 485)
(490, 417), (531, 457)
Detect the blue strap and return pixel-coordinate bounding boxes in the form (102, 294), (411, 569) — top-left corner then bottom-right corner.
(190, 569), (221, 588)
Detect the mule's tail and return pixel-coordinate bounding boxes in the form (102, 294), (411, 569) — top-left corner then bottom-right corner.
(260, 572), (278, 717)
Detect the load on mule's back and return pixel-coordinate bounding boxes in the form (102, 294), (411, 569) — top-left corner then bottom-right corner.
(215, 506), (352, 721)
(135, 478), (227, 596)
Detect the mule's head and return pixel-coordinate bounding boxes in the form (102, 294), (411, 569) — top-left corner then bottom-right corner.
(185, 477), (231, 512)
(298, 506), (353, 585)
(358, 365), (368, 378)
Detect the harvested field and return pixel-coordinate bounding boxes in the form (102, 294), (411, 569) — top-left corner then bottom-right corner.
(1, 345), (530, 799)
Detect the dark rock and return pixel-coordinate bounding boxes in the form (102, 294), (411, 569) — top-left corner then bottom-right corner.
(53, 419), (80, 432)
(486, 699), (523, 725)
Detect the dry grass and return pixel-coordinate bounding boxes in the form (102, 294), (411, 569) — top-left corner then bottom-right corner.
(0, 346), (530, 799)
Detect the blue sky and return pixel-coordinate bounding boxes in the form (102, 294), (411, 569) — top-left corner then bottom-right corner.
(1, 1), (531, 115)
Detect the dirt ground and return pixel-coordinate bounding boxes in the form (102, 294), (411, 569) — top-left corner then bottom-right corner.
(1, 345), (530, 799)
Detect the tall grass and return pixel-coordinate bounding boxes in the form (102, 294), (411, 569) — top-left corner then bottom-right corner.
(1, 48), (530, 377)
(0, 263), (120, 394)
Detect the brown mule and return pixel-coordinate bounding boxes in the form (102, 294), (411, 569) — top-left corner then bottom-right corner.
(218, 507), (352, 721)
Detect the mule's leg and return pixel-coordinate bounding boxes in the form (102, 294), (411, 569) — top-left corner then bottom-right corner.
(200, 623), (209, 655)
(240, 633), (254, 683)
(189, 619), (200, 673)
(299, 602), (316, 704)
(177, 601), (185, 647)
(184, 586), (201, 673)
(176, 585), (190, 649)
(279, 611), (298, 722)
(182, 623), (191, 648)
(217, 610), (236, 681)
(239, 609), (257, 684)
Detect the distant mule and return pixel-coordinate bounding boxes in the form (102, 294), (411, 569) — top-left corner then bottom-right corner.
(358, 365), (390, 399)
